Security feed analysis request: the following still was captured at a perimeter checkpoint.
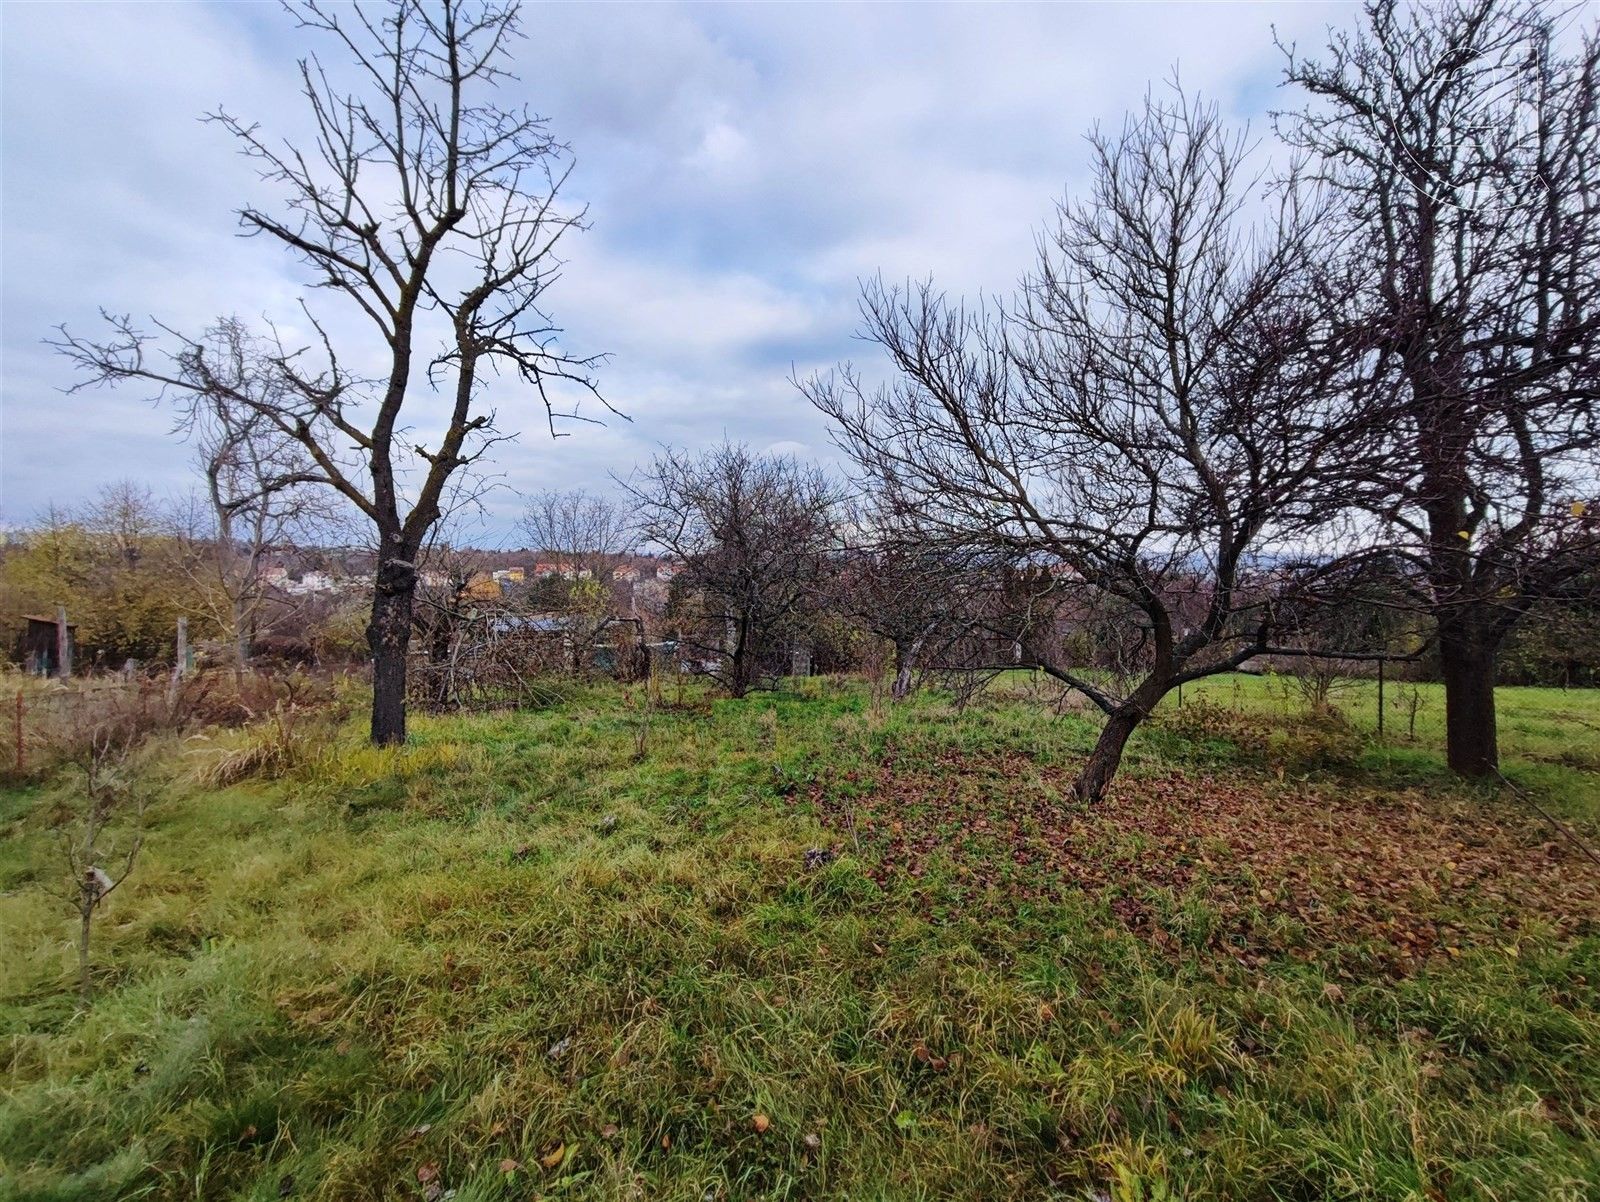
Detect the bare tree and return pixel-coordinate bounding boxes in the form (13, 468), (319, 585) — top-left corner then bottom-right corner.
(521, 489), (637, 670)
(1277, 0), (1600, 776)
(827, 501), (991, 700)
(54, 0), (608, 745)
(46, 717), (147, 1009)
(626, 443), (838, 698)
(413, 536), (486, 671)
(521, 488), (636, 583)
(167, 320), (339, 671)
(807, 89), (1362, 801)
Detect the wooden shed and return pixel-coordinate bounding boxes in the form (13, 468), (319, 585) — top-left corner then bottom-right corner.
(20, 613), (75, 677)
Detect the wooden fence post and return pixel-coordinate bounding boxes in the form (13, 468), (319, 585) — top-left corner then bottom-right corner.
(13, 690), (22, 775)
(56, 605), (71, 680)
(175, 617), (189, 679)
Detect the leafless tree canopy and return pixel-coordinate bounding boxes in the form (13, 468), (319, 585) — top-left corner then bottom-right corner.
(627, 443), (838, 698)
(807, 88), (1363, 800)
(163, 319), (344, 670)
(53, 0), (608, 744)
(1278, 0), (1600, 775)
(521, 489), (636, 582)
(515, 489), (639, 672)
(825, 498), (999, 700)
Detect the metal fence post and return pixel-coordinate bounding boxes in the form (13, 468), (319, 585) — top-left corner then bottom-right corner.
(1377, 657), (1385, 739)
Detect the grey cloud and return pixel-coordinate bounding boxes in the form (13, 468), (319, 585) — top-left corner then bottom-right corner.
(4, 0), (1353, 541)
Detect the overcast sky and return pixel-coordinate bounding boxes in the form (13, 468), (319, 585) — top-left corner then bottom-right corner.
(1, 0), (1353, 545)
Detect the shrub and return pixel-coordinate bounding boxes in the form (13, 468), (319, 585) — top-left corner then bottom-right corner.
(1269, 708), (1366, 772)
(4, 667), (346, 783)
(192, 707), (319, 788)
(1161, 699), (1365, 773)
(1161, 700), (1269, 758)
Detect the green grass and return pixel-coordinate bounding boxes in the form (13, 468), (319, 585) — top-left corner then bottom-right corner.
(1162, 672), (1600, 819)
(2, 678), (1597, 1201)
(1162, 672), (1599, 763)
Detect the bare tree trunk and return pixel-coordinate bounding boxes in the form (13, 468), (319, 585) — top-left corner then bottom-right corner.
(1439, 618), (1499, 778)
(368, 561), (416, 746)
(891, 640), (914, 701)
(232, 595), (251, 676)
(1070, 670), (1173, 802)
(1073, 709), (1142, 803)
(728, 614), (752, 699)
(891, 630), (929, 700)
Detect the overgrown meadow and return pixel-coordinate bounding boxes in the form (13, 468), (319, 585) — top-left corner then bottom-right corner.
(2, 675), (1597, 1201)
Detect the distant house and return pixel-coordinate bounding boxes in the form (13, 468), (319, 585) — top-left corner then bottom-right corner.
(533, 561), (563, 578)
(614, 563), (641, 582)
(492, 567), (526, 584)
(462, 572), (502, 601)
(285, 570), (337, 595)
(656, 562), (682, 581)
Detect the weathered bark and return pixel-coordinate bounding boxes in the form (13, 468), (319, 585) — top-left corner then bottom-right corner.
(1069, 669), (1174, 802)
(1073, 709), (1142, 803)
(891, 643), (915, 701)
(891, 630), (930, 700)
(727, 614), (752, 699)
(368, 558), (417, 746)
(1438, 619), (1500, 778)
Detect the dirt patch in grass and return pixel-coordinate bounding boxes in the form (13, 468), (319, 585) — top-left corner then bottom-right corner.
(806, 750), (1600, 973)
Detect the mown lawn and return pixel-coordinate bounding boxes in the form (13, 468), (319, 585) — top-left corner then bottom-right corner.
(2, 679), (1597, 1201)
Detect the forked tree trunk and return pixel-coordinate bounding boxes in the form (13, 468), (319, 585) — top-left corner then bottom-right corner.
(368, 560), (417, 746)
(1067, 667), (1175, 803)
(1073, 709), (1143, 803)
(1438, 618), (1500, 778)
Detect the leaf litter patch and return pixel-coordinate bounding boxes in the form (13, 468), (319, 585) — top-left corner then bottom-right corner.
(802, 749), (1599, 973)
